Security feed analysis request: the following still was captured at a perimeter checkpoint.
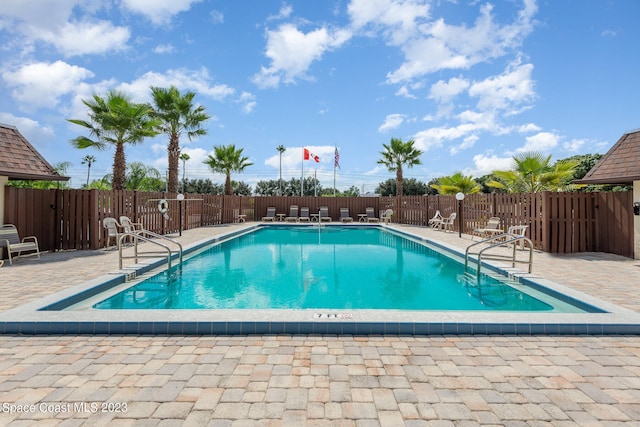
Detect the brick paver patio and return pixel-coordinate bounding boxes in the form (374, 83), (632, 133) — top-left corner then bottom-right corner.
(1, 223), (639, 425)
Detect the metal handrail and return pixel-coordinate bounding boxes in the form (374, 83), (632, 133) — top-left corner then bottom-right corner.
(117, 231), (183, 271)
(464, 233), (533, 280)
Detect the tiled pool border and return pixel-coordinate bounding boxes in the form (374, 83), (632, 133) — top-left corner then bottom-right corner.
(2, 223), (640, 336)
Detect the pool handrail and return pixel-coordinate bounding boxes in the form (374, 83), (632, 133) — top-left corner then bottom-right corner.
(464, 233), (533, 280)
(118, 230), (183, 272)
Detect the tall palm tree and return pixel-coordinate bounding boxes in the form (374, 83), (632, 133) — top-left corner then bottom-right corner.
(488, 151), (578, 193)
(68, 90), (159, 190)
(203, 145), (253, 195)
(430, 172), (481, 195)
(276, 145), (286, 196)
(81, 155), (96, 188)
(179, 152), (190, 193)
(377, 138), (423, 196)
(150, 85), (210, 193)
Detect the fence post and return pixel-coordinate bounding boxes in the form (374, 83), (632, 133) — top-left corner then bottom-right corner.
(541, 191), (550, 252)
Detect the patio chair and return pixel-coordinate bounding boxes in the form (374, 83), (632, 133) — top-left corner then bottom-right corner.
(232, 209), (246, 223)
(339, 208), (353, 222)
(506, 225), (529, 250)
(319, 206), (331, 222)
(285, 205), (299, 222)
(103, 217), (124, 248)
(299, 207), (311, 222)
(119, 216), (144, 233)
(381, 209), (393, 224)
(262, 207), (276, 222)
(428, 210), (443, 228)
(472, 217), (503, 240)
(439, 212), (457, 232)
(0, 224), (40, 265)
(364, 207), (380, 222)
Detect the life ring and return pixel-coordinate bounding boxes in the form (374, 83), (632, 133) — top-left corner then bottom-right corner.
(157, 199), (169, 213)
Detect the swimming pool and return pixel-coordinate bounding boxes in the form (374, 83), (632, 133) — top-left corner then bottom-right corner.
(94, 226), (581, 312)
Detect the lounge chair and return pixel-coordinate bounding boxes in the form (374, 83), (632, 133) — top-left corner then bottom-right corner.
(473, 217), (502, 240)
(262, 207), (276, 222)
(299, 207), (311, 222)
(428, 210), (443, 228)
(339, 208), (353, 223)
(0, 224), (40, 265)
(506, 225), (529, 250)
(439, 212), (457, 232)
(103, 217), (124, 248)
(381, 209), (393, 224)
(285, 205), (299, 222)
(319, 206), (331, 222)
(364, 207), (379, 222)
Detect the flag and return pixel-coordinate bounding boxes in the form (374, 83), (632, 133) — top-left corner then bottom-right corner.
(334, 148), (340, 169)
(304, 148), (319, 162)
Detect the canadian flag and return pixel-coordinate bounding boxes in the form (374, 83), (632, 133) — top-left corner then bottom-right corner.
(303, 148), (320, 163)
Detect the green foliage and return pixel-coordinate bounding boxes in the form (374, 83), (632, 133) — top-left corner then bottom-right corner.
(125, 162), (164, 191)
(430, 172), (481, 195)
(204, 145), (253, 195)
(375, 178), (432, 196)
(377, 138), (423, 196)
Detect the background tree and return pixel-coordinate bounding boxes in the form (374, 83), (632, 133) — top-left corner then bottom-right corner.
(126, 162), (164, 191)
(151, 85), (210, 193)
(203, 145), (253, 195)
(183, 178), (222, 194)
(487, 151), (578, 193)
(377, 138), (423, 196)
(276, 145), (286, 195)
(430, 172), (481, 195)
(179, 152), (190, 193)
(81, 155), (96, 188)
(375, 178), (431, 196)
(68, 90), (159, 190)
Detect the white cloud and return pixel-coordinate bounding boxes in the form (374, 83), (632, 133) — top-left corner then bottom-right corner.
(154, 44), (175, 54)
(268, 4), (293, 21)
(563, 138), (586, 152)
(2, 60), (94, 108)
(449, 135), (478, 155)
(38, 20), (130, 57)
(120, 0), (202, 26)
(264, 146), (336, 178)
(378, 114), (406, 133)
(413, 110), (498, 152)
(467, 153), (513, 176)
(237, 92), (257, 114)
(348, 0), (431, 45)
(252, 24), (352, 88)
(0, 113), (54, 144)
(428, 77), (470, 103)
(468, 61), (535, 112)
(516, 131), (559, 152)
(210, 10), (224, 24)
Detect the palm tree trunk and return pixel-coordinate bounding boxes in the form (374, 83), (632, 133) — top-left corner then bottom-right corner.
(168, 134), (180, 193)
(113, 143), (127, 190)
(396, 167), (403, 197)
(225, 174), (232, 195)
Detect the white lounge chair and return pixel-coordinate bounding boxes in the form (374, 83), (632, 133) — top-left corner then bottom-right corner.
(339, 208), (353, 222)
(285, 205), (299, 222)
(381, 209), (393, 224)
(299, 207), (311, 222)
(473, 217), (503, 240)
(0, 224), (40, 265)
(262, 207), (276, 222)
(439, 212), (457, 232)
(364, 207), (379, 222)
(428, 210), (443, 228)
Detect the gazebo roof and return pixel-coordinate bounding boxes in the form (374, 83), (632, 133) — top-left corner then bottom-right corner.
(575, 129), (640, 185)
(0, 123), (68, 181)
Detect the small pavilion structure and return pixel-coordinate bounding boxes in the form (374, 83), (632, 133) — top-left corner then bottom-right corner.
(0, 123), (68, 225)
(576, 129), (640, 259)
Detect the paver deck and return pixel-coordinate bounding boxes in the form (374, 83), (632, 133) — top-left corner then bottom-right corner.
(1, 223), (640, 425)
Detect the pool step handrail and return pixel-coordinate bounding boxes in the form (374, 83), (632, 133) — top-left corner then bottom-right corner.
(464, 233), (533, 280)
(118, 231), (183, 272)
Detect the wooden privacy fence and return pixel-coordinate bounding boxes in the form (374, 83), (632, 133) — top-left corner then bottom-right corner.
(2, 188), (634, 258)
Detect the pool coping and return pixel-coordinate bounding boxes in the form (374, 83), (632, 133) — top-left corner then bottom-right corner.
(2, 223), (640, 335)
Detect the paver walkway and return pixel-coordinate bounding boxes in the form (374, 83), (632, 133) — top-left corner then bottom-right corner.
(1, 223), (640, 425)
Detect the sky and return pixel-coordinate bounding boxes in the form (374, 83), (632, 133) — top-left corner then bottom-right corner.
(0, 0), (638, 193)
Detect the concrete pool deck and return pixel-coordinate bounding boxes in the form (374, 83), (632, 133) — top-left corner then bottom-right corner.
(1, 223), (640, 424)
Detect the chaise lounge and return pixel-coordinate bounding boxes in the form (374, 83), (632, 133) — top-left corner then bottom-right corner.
(0, 224), (41, 265)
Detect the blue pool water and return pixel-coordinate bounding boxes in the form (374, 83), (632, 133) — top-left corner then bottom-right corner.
(92, 226), (573, 312)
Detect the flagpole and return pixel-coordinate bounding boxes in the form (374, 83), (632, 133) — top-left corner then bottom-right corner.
(333, 145), (337, 197)
(301, 147), (304, 196)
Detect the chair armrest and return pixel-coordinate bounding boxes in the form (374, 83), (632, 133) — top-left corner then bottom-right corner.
(22, 236), (39, 246)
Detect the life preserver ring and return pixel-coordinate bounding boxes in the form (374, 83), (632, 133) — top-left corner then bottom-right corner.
(157, 199), (169, 213)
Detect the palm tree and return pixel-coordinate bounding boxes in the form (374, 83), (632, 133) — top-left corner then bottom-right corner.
(430, 172), (481, 195)
(487, 151), (579, 193)
(68, 90), (159, 190)
(179, 152), (190, 193)
(203, 145), (253, 195)
(126, 162), (164, 191)
(276, 145), (286, 196)
(81, 155), (97, 188)
(150, 86), (210, 193)
(377, 138), (423, 196)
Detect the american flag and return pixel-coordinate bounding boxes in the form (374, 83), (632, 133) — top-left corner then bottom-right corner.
(334, 148), (340, 169)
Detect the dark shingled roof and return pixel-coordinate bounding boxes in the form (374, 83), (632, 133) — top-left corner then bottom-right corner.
(575, 129), (640, 185)
(0, 123), (68, 181)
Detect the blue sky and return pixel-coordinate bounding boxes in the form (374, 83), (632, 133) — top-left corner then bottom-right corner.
(1, 0), (638, 192)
